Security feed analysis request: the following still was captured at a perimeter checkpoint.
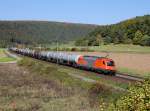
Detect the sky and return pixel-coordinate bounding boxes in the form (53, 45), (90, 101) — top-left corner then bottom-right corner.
(0, 0), (150, 25)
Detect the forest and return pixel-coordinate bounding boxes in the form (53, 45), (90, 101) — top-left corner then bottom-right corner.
(75, 15), (150, 46)
(0, 21), (96, 47)
(0, 15), (150, 47)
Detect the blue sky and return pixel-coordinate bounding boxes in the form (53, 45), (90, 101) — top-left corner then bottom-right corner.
(0, 0), (150, 25)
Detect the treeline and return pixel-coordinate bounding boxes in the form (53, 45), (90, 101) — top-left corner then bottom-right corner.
(75, 15), (150, 46)
(0, 21), (97, 47)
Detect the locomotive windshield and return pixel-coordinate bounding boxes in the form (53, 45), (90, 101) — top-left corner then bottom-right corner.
(107, 61), (115, 66)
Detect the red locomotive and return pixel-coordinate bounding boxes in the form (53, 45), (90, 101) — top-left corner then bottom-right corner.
(76, 55), (116, 75)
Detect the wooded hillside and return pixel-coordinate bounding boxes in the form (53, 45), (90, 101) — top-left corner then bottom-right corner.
(0, 21), (97, 47)
(75, 15), (150, 46)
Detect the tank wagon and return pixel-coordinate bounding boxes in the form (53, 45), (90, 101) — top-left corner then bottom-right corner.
(10, 48), (116, 75)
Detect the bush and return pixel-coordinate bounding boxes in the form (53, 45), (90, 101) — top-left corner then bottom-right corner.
(114, 79), (150, 111)
(71, 47), (78, 51)
(88, 83), (111, 107)
(89, 83), (110, 95)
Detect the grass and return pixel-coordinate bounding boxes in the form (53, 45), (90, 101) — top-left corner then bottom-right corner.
(58, 66), (129, 89)
(15, 57), (127, 110)
(0, 48), (4, 53)
(0, 58), (97, 111)
(0, 57), (16, 62)
(24, 57), (130, 90)
(46, 44), (150, 53)
(0, 48), (5, 50)
(0, 49), (16, 62)
(18, 58), (94, 89)
(21, 57), (130, 90)
(90, 44), (150, 53)
(118, 67), (150, 78)
(0, 49), (3, 53)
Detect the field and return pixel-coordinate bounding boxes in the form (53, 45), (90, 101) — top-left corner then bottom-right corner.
(0, 57), (128, 111)
(89, 44), (150, 53)
(48, 44), (150, 53)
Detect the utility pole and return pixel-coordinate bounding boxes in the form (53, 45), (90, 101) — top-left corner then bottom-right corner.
(56, 40), (58, 64)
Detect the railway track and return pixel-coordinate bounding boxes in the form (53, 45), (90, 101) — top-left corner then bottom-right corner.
(8, 51), (145, 82)
(116, 73), (144, 82)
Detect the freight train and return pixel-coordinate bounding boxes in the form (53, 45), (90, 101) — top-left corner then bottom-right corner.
(10, 47), (116, 75)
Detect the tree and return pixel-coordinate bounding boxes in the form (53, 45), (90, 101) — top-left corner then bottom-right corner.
(75, 38), (89, 46)
(87, 34), (104, 46)
(122, 33), (133, 44)
(95, 34), (104, 46)
(133, 30), (143, 44)
(103, 36), (113, 44)
(140, 35), (150, 46)
(113, 37), (119, 44)
(88, 36), (95, 46)
(85, 15), (150, 46)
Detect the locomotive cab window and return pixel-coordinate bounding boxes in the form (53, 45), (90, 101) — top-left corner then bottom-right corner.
(103, 61), (105, 65)
(107, 61), (114, 66)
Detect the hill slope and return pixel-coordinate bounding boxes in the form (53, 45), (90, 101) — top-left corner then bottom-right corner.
(0, 21), (97, 47)
(75, 15), (150, 46)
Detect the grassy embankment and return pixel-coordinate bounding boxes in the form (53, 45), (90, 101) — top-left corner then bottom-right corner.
(19, 57), (130, 89)
(0, 49), (16, 62)
(12, 57), (129, 110)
